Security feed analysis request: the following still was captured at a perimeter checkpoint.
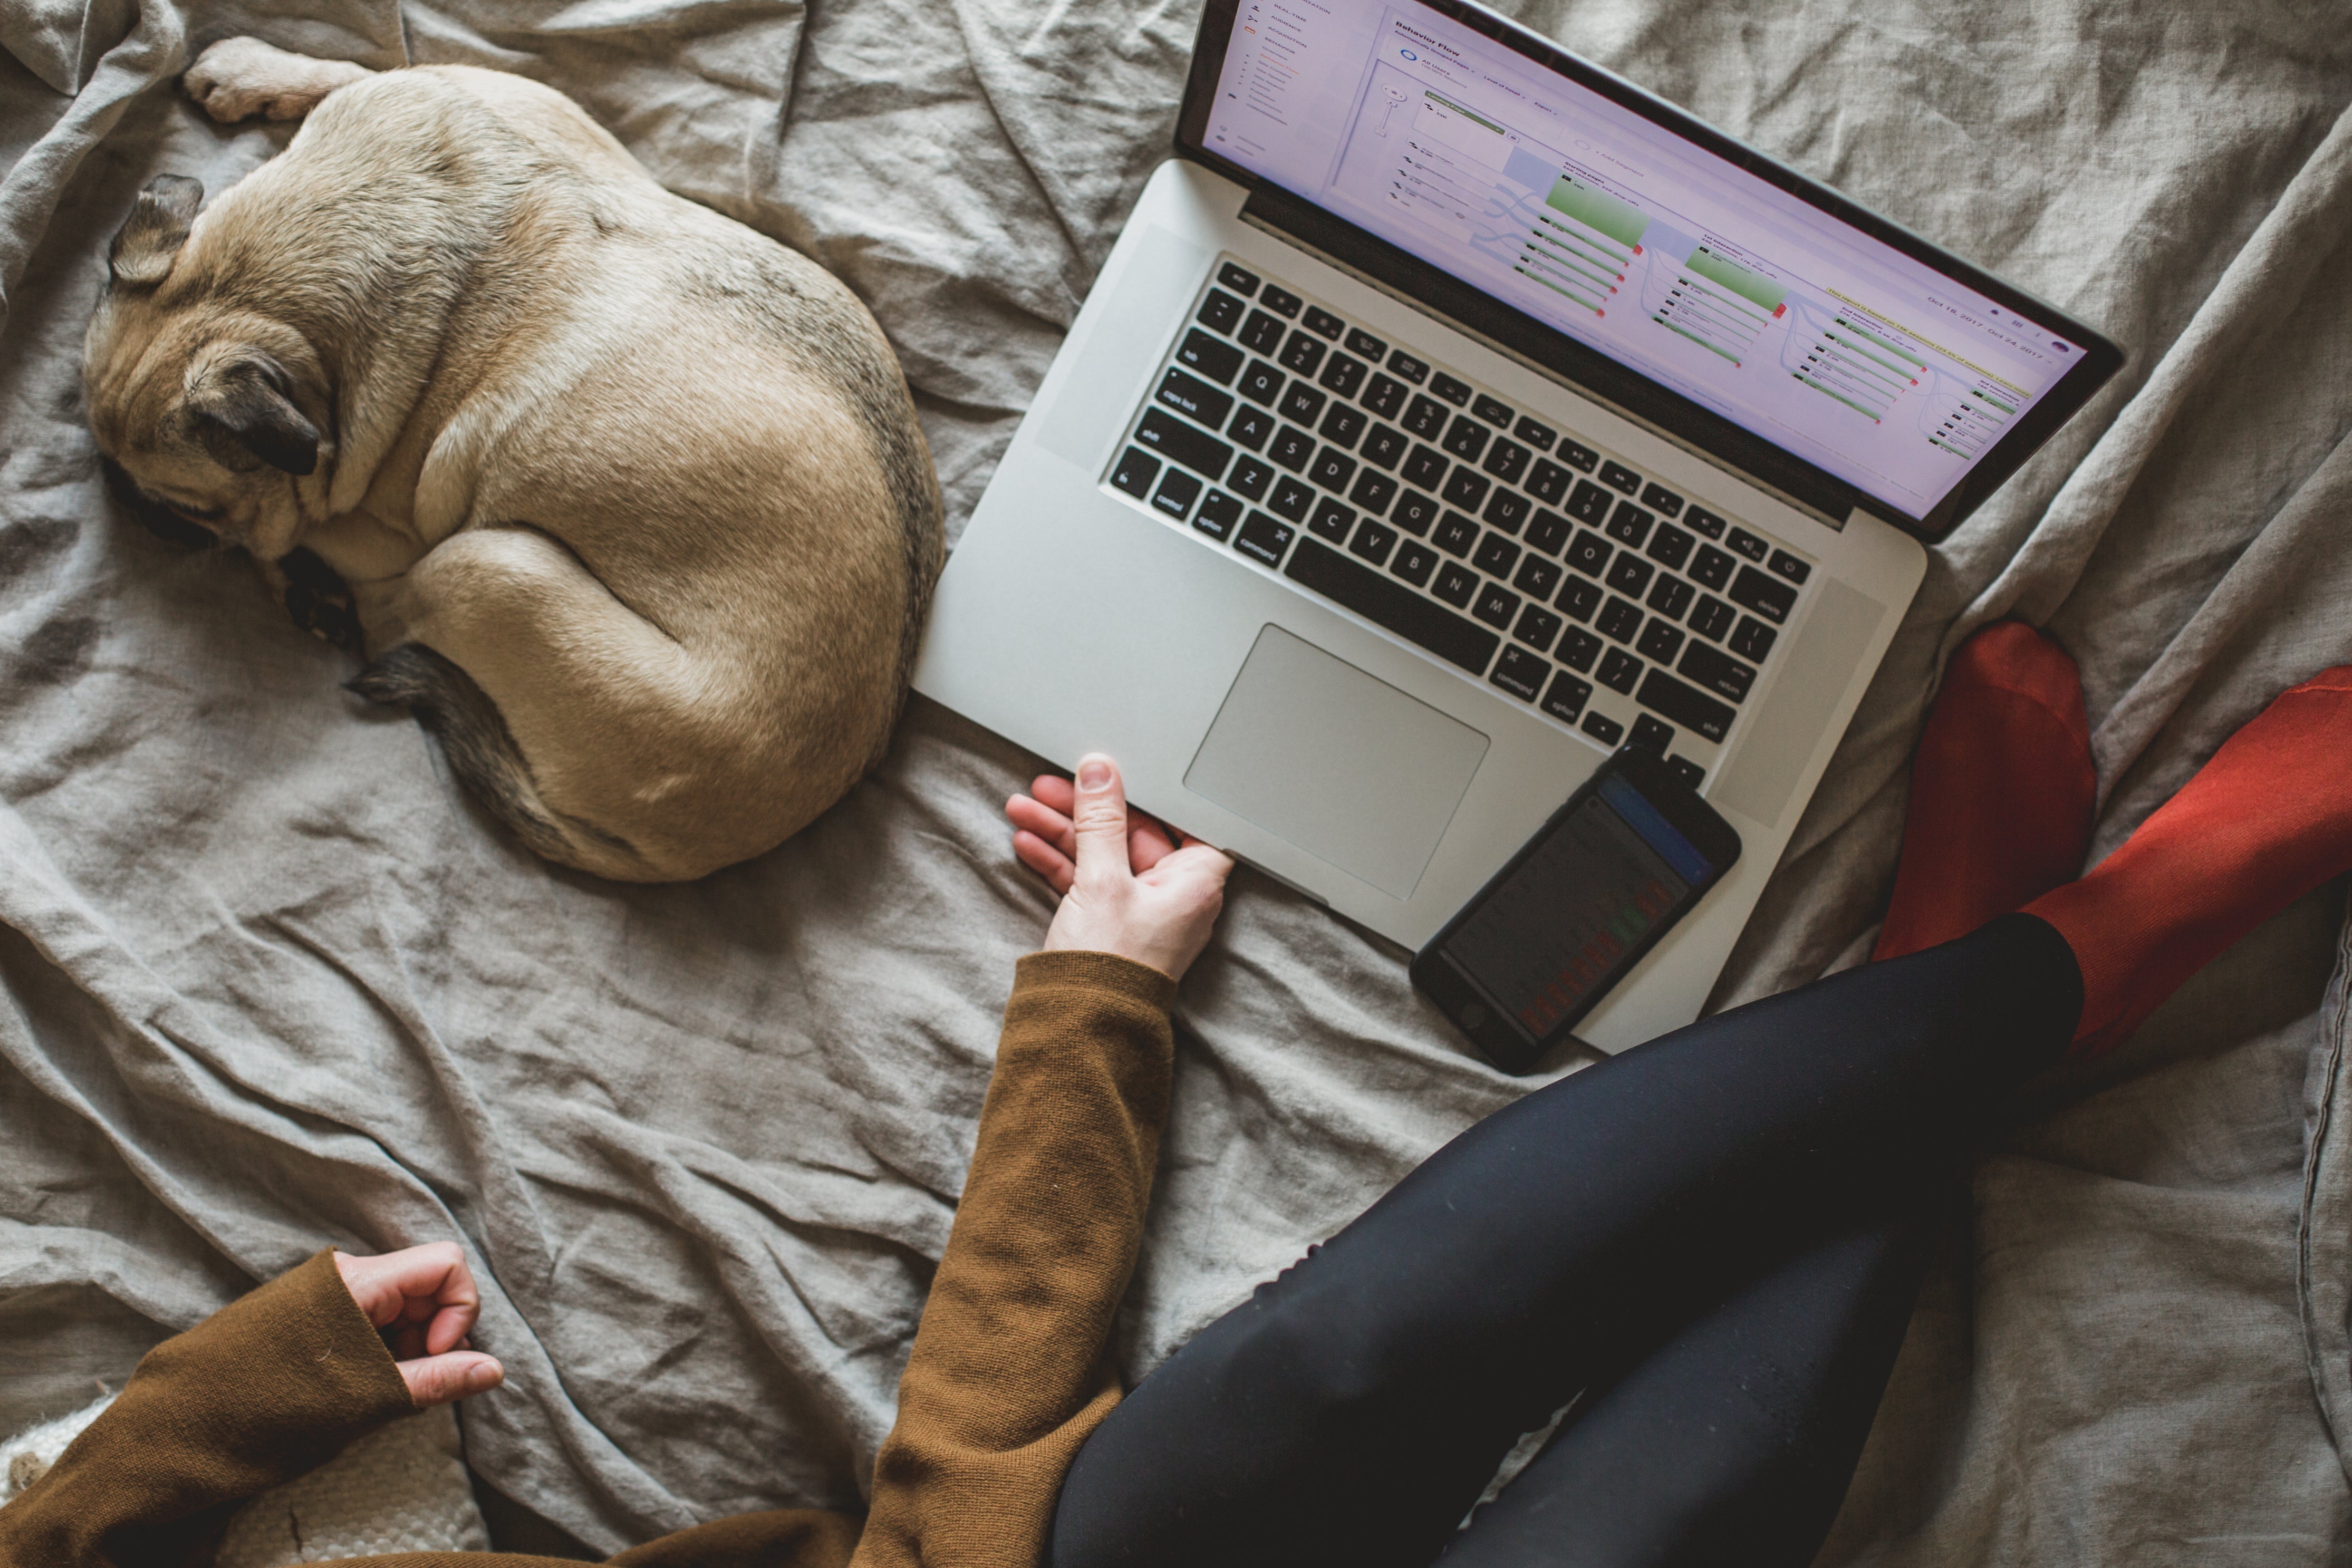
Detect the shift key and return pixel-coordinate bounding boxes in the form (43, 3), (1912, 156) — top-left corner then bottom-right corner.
(1133, 408), (1233, 481)
(1155, 366), (1235, 428)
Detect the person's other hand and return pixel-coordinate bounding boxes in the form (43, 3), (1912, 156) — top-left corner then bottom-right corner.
(335, 1243), (504, 1407)
(1007, 753), (1234, 981)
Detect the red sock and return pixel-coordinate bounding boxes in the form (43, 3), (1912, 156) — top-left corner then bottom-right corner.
(1872, 622), (2095, 963)
(2024, 667), (2352, 1057)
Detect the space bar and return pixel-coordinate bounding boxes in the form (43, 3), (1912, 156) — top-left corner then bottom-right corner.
(1284, 538), (1500, 675)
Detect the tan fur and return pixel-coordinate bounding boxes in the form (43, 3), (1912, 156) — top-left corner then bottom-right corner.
(85, 39), (944, 881)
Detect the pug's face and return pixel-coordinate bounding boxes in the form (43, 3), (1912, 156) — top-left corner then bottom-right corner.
(83, 175), (331, 561)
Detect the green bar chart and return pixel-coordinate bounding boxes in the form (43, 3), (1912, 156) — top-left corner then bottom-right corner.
(1544, 176), (1650, 250)
(1685, 246), (1788, 314)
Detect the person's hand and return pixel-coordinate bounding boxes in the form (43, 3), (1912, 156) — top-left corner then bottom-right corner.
(1006, 753), (1234, 981)
(334, 1244), (504, 1407)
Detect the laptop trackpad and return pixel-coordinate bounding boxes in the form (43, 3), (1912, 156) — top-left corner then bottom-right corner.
(1184, 625), (1489, 901)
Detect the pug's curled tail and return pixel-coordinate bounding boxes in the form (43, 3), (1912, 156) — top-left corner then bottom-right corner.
(350, 644), (651, 879)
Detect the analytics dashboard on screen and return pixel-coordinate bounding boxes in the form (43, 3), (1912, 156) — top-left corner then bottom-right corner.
(1205, 0), (2083, 519)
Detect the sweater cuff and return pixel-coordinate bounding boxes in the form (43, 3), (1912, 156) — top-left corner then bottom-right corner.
(1012, 949), (1179, 1014)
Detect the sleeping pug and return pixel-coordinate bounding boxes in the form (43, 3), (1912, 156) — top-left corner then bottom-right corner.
(84, 38), (943, 882)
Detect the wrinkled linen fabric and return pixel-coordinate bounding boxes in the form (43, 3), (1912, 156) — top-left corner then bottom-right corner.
(2, 0), (2349, 1560)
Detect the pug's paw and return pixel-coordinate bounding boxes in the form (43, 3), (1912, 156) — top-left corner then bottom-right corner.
(276, 548), (361, 650)
(184, 37), (373, 124)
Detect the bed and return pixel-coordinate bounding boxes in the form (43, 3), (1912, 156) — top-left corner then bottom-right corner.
(4, 0), (2350, 1559)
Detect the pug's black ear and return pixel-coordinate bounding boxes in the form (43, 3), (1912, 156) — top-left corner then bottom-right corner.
(189, 357), (321, 476)
(108, 174), (204, 288)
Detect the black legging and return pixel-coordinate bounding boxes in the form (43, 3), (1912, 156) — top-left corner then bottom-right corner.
(1049, 914), (2083, 1568)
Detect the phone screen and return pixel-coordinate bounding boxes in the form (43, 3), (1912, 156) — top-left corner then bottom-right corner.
(1437, 773), (1718, 1040)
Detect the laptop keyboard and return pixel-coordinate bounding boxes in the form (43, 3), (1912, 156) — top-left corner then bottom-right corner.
(1104, 257), (1815, 789)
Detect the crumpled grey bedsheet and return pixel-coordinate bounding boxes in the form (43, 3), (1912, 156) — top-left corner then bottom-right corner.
(4, 0), (2351, 1559)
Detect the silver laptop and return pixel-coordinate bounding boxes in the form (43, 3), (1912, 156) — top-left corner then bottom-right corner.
(914, 0), (2119, 1053)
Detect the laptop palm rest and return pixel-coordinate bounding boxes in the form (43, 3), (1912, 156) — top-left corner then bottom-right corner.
(1184, 626), (1489, 901)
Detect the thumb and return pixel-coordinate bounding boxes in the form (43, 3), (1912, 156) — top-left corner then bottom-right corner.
(1069, 753), (1130, 882)
(399, 1351), (504, 1408)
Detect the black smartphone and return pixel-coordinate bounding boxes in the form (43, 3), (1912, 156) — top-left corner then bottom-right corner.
(1411, 746), (1743, 1073)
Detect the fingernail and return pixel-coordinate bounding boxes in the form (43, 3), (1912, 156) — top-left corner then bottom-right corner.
(1077, 757), (1112, 790)
(468, 1363), (500, 1393)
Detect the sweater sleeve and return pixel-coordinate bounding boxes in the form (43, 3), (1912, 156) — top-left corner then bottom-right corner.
(849, 950), (1179, 1568)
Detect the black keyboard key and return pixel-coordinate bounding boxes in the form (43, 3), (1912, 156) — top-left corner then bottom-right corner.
(1541, 671), (1591, 724)
(1679, 641), (1757, 702)
(1285, 539), (1500, 675)
(1152, 467), (1202, 519)
(1431, 372), (1473, 405)
(1197, 289), (1245, 334)
(1598, 596), (1644, 642)
(1240, 310), (1286, 355)
(1637, 669), (1735, 743)
(1348, 469), (1397, 515)
(1434, 510), (1480, 557)
(1227, 405), (1275, 453)
(1134, 408), (1233, 479)
(1442, 469), (1491, 511)
(1442, 415), (1491, 462)
(1491, 645), (1548, 701)
(1482, 489), (1530, 535)
(1605, 554), (1654, 597)
(1526, 458), (1573, 505)
(1684, 506), (1727, 539)
(1513, 555), (1563, 599)
(1319, 353), (1368, 399)
(1361, 423), (1408, 470)
(1636, 618), (1684, 664)
(1178, 328), (1244, 384)
(1598, 459), (1642, 495)
(1472, 533), (1521, 578)
(1690, 544), (1735, 591)
(1269, 425), (1316, 472)
(1308, 495), (1356, 543)
(1472, 393), (1514, 428)
(1350, 518), (1398, 566)
(1393, 489), (1439, 536)
(1557, 438), (1599, 472)
(1318, 403), (1367, 449)
(1770, 548), (1813, 585)
(1362, 373), (1407, 420)
(1403, 394), (1449, 438)
(1727, 526), (1769, 562)
(1346, 327), (1387, 360)
(1280, 382), (1327, 425)
(1238, 358), (1285, 406)
(1557, 578), (1603, 625)
(1565, 530), (1613, 578)
(1309, 448), (1357, 492)
(1566, 479), (1613, 524)
(1646, 523), (1693, 569)
(1513, 604), (1563, 653)
(1598, 647), (1643, 694)
(1556, 627), (1602, 672)
(1640, 481), (1683, 516)
(1472, 581), (1521, 630)
(1582, 711), (1625, 745)
(1278, 331), (1327, 375)
(1665, 756), (1705, 789)
(1646, 574), (1695, 621)
(1235, 509), (1294, 565)
(1229, 454), (1273, 502)
(1392, 539), (1438, 586)
(1269, 473), (1314, 521)
(1729, 565), (1797, 624)
(1387, 349), (1430, 383)
(1433, 559), (1479, 607)
(1688, 595), (1735, 641)
(1110, 446), (1159, 500)
(1605, 501), (1654, 548)
(1482, 438), (1530, 485)
(1632, 713), (1676, 753)
(1218, 261), (1260, 295)
(1303, 305), (1344, 340)
(1260, 285), (1302, 318)
(1196, 489), (1244, 540)
(1731, 615), (1778, 662)
(1155, 366), (1233, 427)
(1403, 444), (1450, 488)
(1526, 509), (1573, 556)
(1515, 416), (1557, 451)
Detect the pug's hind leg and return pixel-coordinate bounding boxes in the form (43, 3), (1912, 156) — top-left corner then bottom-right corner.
(184, 38), (374, 123)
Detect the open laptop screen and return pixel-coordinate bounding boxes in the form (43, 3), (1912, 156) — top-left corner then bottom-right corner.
(1176, 0), (2120, 538)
